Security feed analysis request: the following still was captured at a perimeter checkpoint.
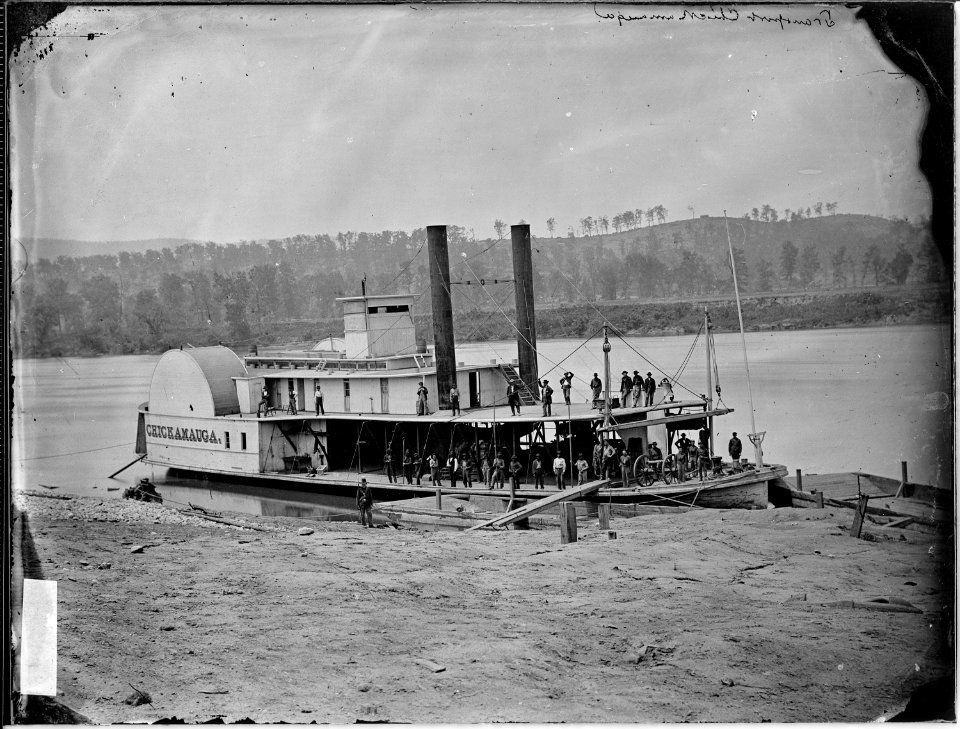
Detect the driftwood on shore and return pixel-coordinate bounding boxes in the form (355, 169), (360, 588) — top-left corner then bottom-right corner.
(180, 508), (272, 532)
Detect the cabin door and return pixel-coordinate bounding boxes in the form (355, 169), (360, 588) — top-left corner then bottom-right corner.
(469, 371), (481, 408)
(380, 378), (389, 413)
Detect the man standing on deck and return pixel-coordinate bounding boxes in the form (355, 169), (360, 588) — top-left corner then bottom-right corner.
(507, 380), (521, 416)
(509, 454), (523, 490)
(619, 449), (632, 487)
(698, 424), (711, 453)
(553, 453), (567, 490)
(643, 372), (656, 407)
(728, 432), (743, 464)
(619, 371), (632, 408)
(287, 385), (298, 415)
(590, 373), (602, 408)
(403, 449), (415, 484)
(481, 453), (492, 487)
(632, 371), (643, 408)
(383, 448), (396, 483)
(461, 451), (473, 488)
(601, 440), (617, 479)
(258, 384), (270, 418)
(314, 381), (325, 416)
(532, 453), (545, 489)
(538, 379), (553, 417)
(492, 452), (506, 488)
(697, 443), (711, 481)
(428, 453), (440, 484)
(575, 453), (590, 485)
(448, 452), (459, 489)
(450, 385), (461, 416)
(560, 372), (573, 406)
(357, 479), (374, 528)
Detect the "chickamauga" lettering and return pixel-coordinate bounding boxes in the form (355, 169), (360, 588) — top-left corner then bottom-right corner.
(147, 423), (222, 445)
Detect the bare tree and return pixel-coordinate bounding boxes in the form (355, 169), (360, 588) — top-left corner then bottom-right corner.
(493, 219), (506, 240)
(545, 217), (556, 237)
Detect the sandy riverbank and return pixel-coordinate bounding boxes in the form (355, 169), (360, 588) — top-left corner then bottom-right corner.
(12, 489), (954, 723)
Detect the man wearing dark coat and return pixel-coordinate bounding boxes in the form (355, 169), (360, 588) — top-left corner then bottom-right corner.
(356, 479), (374, 528)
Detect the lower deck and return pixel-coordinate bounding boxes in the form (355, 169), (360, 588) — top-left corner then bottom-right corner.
(152, 459), (787, 509)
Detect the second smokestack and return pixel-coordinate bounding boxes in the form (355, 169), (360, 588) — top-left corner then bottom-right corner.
(511, 223), (539, 398)
(427, 225), (457, 410)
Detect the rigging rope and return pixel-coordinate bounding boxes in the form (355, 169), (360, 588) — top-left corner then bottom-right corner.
(530, 241), (701, 398)
(17, 441), (136, 461)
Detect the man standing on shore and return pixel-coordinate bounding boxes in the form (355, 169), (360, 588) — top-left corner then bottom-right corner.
(356, 479), (373, 528)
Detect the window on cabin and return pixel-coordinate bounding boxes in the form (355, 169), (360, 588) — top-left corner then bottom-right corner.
(241, 433), (247, 450)
(225, 432), (231, 449)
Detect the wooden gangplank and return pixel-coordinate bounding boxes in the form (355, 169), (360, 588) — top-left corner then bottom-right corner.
(466, 479), (609, 531)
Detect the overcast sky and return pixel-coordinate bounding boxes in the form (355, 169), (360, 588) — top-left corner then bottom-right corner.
(11, 3), (931, 245)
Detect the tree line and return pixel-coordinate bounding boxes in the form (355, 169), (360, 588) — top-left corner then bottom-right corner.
(14, 213), (941, 358)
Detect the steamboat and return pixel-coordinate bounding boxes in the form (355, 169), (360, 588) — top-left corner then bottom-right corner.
(136, 224), (786, 510)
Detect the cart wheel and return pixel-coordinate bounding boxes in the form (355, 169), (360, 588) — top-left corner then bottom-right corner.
(632, 457), (645, 483)
(663, 455), (676, 484)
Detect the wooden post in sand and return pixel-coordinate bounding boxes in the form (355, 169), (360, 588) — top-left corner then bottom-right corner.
(814, 491), (824, 509)
(895, 461), (908, 498)
(435, 486), (442, 510)
(559, 503), (577, 544)
(795, 469), (803, 492)
(598, 504), (611, 530)
(850, 494), (869, 538)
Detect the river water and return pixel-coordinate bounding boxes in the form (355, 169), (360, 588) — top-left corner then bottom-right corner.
(12, 324), (953, 516)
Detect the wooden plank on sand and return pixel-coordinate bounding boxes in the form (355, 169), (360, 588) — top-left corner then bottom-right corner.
(466, 479), (608, 531)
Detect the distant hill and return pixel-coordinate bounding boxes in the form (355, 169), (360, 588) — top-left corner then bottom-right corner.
(545, 214), (928, 266)
(17, 237), (209, 261)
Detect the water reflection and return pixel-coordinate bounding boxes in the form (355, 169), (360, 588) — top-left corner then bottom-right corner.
(153, 470), (360, 521)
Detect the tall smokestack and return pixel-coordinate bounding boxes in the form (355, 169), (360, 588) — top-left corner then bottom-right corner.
(427, 225), (457, 410)
(511, 223), (539, 397)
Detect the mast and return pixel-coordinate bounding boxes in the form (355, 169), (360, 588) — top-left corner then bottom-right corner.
(723, 211), (764, 468)
(704, 308), (714, 456)
(602, 325), (612, 430)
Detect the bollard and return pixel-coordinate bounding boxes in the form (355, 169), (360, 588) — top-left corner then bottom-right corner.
(815, 491), (824, 509)
(435, 487), (442, 510)
(559, 502), (578, 544)
(850, 494), (870, 538)
(795, 469), (803, 492)
(598, 503), (611, 530)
